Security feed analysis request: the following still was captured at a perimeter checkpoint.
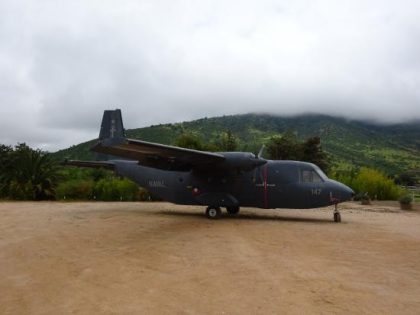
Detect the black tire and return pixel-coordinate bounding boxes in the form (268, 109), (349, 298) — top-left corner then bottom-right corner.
(334, 212), (341, 223)
(206, 206), (222, 219)
(226, 206), (240, 215)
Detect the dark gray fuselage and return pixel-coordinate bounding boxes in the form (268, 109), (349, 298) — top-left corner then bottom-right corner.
(112, 159), (353, 209)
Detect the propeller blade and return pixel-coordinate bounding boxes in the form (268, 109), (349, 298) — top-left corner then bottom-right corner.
(258, 145), (265, 158)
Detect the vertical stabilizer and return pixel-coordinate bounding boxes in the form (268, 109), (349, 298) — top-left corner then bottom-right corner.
(99, 109), (125, 140)
(96, 109), (126, 161)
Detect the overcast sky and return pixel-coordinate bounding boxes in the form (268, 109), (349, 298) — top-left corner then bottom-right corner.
(1, 0), (420, 151)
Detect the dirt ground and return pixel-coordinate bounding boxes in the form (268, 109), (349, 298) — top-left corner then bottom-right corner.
(1, 202), (420, 315)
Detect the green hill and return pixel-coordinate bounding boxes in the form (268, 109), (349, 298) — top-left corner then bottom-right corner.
(53, 113), (420, 175)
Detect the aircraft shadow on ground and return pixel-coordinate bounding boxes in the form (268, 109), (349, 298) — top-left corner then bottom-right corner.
(157, 210), (333, 223)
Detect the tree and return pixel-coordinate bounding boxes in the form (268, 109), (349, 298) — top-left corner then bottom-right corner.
(218, 131), (238, 151)
(174, 132), (205, 150)
(0, 143), (60, 200)
(0, 144), (13, 198)
(395, 171), (417, 186)
(302, 136), (330, 172)
(266, 133), (330, 172)
(266, 131), (302, 160)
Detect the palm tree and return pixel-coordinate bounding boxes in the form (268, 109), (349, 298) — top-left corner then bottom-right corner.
(0, 144), (13, 198)
(1, 144), (59, 200)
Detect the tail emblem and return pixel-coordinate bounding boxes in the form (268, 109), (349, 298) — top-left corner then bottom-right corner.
(110, 119), (116, 138)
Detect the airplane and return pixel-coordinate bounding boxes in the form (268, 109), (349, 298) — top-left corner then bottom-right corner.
(65, 109), (354, 222)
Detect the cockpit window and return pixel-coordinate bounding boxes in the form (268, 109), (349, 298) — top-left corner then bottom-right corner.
(313, 166), (328, 180)
(301, 169), (323, 183)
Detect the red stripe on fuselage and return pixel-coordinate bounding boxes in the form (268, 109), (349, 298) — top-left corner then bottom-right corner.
(263, 164), (268, 208)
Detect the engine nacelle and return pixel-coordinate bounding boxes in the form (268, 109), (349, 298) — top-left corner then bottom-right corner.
(218, 152), (267, 171)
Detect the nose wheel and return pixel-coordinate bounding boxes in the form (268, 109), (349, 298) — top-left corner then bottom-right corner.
(333, 204), (341, 222)
(206, 206), (222, 219)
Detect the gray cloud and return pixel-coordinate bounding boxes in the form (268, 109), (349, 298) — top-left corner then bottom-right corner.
(0, 0), (419, 151)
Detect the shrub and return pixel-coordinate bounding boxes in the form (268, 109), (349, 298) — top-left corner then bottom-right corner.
(56, 180), (94, 200)
(399, 194), (413, 205)
(93, 178), (140, 201)
(354, 192), (370, 202)
(352, 168), (402, 200)
(56, 176), (145, 201)
(138, 187), (152, 201)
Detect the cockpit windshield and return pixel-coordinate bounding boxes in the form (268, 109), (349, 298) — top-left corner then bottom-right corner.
(313, 165), (328, 180)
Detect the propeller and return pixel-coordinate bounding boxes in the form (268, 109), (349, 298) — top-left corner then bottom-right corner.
(257, 145), (265, 159)
(252, 145), (266, 183)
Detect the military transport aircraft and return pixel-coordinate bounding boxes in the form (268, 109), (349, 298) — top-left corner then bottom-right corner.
(65, 109), (354, 222)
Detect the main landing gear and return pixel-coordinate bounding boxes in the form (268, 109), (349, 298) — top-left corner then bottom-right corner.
(205, 206), (241, 219)
(206, 206), (222, 219)
(333, 203), (341, 223)
(226, 206), (240, 215)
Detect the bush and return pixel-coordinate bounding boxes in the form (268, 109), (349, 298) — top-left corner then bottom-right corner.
(93, 178), (140, 201)
(354, 192), (370, 202)
(56, 180), (94, 200)
(8, 180), (34, 200)
(352, 168), (402, 200)
(56, 177), (143, 201)
(138, 187), (152, 201)
(332, 167), (402, 200)
(399, 194), (413, 205)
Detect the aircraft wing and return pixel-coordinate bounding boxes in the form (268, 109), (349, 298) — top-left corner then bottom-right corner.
(91, 138), (225, 171)
(62, 159), (116, 170)
(63, 110), (264, 172)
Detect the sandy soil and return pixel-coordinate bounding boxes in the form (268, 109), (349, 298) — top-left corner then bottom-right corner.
(1, 201), (420, 315)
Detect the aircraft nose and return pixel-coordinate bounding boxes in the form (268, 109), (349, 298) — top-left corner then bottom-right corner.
(346, 186), (355, 200)
(329, 180), (354, 202)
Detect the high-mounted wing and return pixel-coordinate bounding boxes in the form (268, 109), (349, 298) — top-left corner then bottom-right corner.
(89, 109), (226, 171)
(71, 109), (265, 172)
(62, 159), (115, 170)
(91, 138), (225, 171)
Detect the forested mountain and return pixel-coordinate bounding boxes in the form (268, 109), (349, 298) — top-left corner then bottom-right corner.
(53, 113), (420, 175)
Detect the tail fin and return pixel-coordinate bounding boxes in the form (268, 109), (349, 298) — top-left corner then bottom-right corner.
(99, 109), (125, 140)
(95, 109), (126, 161)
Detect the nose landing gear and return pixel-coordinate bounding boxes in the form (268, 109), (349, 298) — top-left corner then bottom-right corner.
(333, 203), (341, 222)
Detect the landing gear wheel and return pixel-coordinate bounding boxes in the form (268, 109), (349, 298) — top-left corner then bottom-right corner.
(334, 212), (341, 222)
(206, 206), (222, 219)
(226, 206), (240, 215)
(333, 203), (341, 223)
